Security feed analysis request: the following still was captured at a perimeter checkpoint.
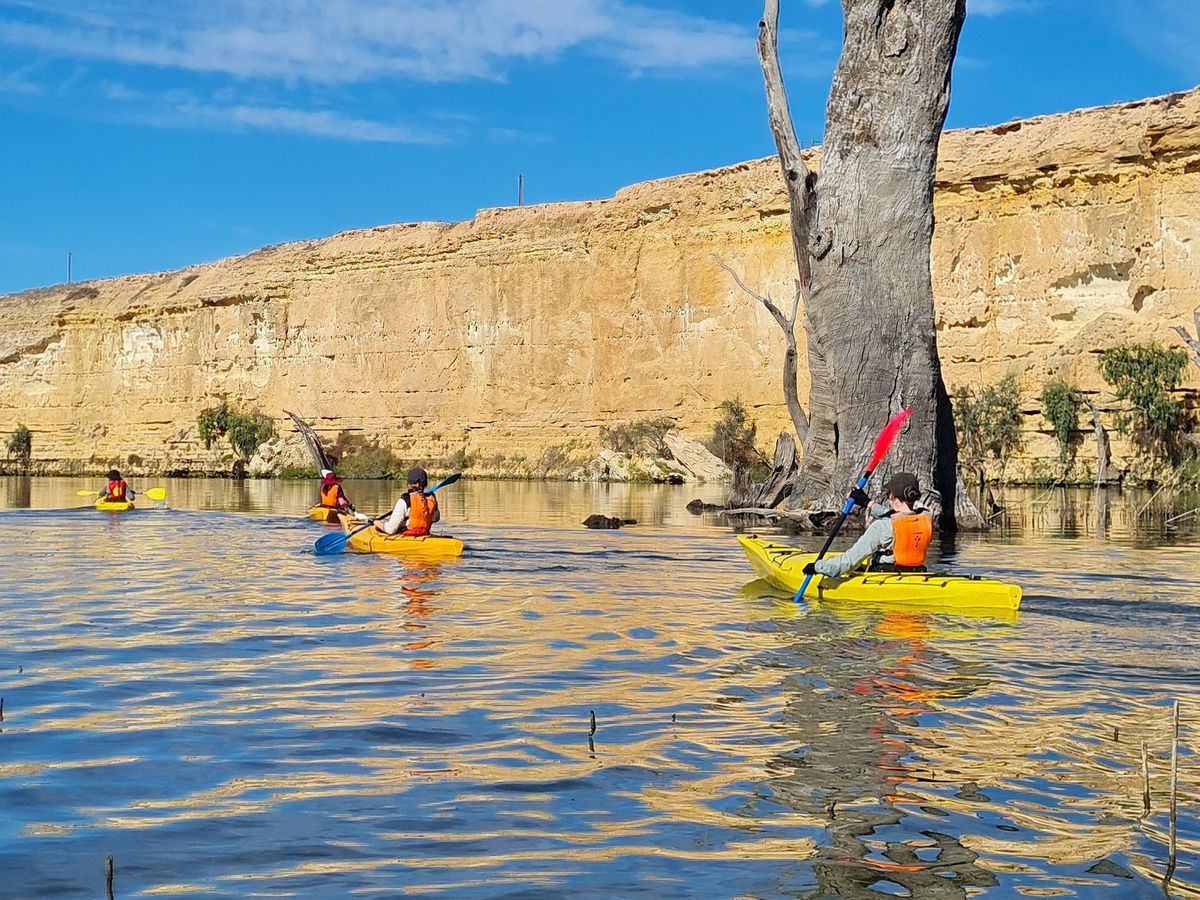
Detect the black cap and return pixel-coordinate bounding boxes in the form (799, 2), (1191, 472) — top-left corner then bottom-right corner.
(107, 469), (121, 480)
(406, 467), (428, 485)
(884, 472), (920, 504)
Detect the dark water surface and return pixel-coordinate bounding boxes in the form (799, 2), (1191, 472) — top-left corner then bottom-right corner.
(0, 478), (1196, 897)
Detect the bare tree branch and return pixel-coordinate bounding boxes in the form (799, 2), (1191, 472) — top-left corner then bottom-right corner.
(712, 254), (791, 330)
(1173, 311), (1200, 370)
(759, 0), (817, 290)
(713, 254), (810, 442)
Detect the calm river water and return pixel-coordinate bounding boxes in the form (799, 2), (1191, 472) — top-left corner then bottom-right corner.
(0, 477), (1196, 897)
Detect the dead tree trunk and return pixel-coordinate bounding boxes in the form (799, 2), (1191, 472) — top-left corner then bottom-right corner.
(730, 431), (798, 509)
(1082, 396), (1112, 485)
(758, 0), (979, 529)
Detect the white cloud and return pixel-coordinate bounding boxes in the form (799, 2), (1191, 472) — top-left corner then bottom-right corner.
(205, 104), (443, 142)
(0, 0), (754, 84)
(967, 0), (1034, 16)
(0, 1), (769, 143)
(0, 64), (40, 95)
(1115, 0), (1200, 80)
(101, 87), (447, 143)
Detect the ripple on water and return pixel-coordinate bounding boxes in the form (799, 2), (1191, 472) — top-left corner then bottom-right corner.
(0, 496), (1197, 896)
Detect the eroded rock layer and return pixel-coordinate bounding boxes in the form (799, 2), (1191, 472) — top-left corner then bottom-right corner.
(2, 88), (1198, 478)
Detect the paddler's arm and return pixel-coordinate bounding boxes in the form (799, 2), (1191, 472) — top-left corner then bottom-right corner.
(377, 496), (409, 534)
(813, 518), (893, 577)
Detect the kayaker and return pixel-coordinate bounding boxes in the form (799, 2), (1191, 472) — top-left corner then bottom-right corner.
(374, 467), (441, 537)
(804, 472), (933, 577)
(318, 469), (353, 512)
(99, 469), (134, 502)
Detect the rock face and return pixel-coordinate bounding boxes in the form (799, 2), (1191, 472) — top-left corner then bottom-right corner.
(1, 89), (1198, 479)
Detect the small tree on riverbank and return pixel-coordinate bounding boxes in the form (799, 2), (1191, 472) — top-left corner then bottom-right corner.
(601, 418), (675, 458)
(329, 430), (406, 479)
(1099, 343), (1189, 462)
(709, 399), (763, 472)
(197, 403), (276, 475)
(953, 375), (1022, 489)
(6, 424), (31, 471)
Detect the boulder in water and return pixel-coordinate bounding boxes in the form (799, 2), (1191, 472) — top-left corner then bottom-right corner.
(583, 514), (637, 529)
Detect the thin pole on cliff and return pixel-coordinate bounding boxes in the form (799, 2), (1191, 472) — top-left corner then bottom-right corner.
(67, 250), (72, 285)
(518, 173), (524, 206)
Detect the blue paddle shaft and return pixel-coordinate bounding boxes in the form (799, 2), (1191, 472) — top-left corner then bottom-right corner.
(790, 470), (870, 603)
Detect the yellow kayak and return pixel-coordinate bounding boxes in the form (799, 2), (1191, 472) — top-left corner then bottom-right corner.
(738, 535), (1021, 613)
(308, 505), (342, 523)
(338, 514), (464, 558)
(96, 499), (135, 512)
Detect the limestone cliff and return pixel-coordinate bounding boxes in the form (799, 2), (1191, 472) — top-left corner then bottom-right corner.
(1, 88), (1198, 479)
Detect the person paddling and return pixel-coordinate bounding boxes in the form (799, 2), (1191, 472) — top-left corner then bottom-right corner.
(99, 469), (134, 503)
(803, 472), (933, 577)
(374, 467), (441, 536)
(317, 469), (353, 513)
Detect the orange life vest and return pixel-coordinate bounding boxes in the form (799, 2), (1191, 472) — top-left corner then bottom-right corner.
(105, 479), (128, 501)
(402, 491), (437, 537)
(319, 482), (345, 508)
(891, 513), (932, 568)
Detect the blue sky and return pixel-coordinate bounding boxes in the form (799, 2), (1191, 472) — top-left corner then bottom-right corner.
(1, 0), (1196, 295)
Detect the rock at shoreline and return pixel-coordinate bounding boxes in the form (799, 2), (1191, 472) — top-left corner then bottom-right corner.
(583, 514), (638, 529)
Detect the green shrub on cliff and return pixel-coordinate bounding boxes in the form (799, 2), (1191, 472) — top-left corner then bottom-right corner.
(329, 431), (405, 479)
(602, 418), (675, 457)
(709, 399), (764, 475)
(197, 403), (276, 462)
(7, 423), (31, 467)
(278, 464), (319, 480)
(1099, 342), (1189, 459)
(953, 375), (1022, 484)
(1040, 379), (1081, 467)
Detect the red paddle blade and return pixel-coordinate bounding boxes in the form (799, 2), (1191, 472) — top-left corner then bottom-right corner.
(866, 407), (912, 473)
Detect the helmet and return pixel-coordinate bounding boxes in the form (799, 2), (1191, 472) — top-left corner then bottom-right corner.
(406, 467), (428, 486)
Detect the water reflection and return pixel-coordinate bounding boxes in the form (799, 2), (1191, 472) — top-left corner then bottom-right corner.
(746, 602), (1005, 896)
(3, 474), (30, 508)
(0, 482), (1196, 896)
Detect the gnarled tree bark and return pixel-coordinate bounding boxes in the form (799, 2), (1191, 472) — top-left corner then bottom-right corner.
(758, 0), (980, 529)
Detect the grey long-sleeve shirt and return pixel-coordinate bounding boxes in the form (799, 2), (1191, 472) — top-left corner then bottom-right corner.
(812, 503), (933, 577)
(813, 515), (897, 577)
